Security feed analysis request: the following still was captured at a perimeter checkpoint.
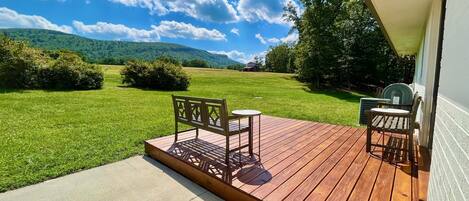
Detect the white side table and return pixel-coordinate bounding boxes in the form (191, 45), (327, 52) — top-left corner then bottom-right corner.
(232, 110), (262, 162)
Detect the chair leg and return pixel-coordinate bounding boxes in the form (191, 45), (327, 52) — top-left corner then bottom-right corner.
(382, 131), (385, 147)
(408, 132), (414, 162)
(366, 128), (372, 152)
(195, 128), (199, 139)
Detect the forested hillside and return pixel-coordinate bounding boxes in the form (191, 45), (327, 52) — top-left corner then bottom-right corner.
(0, 28), (240, 67)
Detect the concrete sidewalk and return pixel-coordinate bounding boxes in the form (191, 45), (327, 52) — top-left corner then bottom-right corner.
(0, 156), (221, 201)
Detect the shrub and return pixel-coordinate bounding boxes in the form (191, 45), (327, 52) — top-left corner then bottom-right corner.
(121, 60), (190, 90)
(38, 52), (104, 90)
(182, 59), (209, 68)
(155, 56), (181, 66)
(0, 36), (103, 90)
(0, 36), (48, 88)
(226, 64), (244, 71)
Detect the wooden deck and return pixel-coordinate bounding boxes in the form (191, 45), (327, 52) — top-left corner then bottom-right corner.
(145, 116), (430, 201)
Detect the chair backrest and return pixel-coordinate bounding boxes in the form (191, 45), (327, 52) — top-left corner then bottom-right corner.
(410, 92), (422, 123)
(172, 95), (229, 134)
(382, 83), (414, 105)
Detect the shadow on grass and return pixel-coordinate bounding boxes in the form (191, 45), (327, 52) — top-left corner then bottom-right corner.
(303, 87), (371, 103)
(0, 88), (103, 94)
(117, 85), (188, 92)
(0, 88), (26, 94)
(0, 87), (104, 94)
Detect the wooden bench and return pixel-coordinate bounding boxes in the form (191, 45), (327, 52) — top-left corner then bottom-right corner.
(366, 93), (422, 161)
(172, 95), (252, 169)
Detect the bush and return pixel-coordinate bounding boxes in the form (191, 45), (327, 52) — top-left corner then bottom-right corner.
(226, 64), (244, 71)
(0, 36), (103, 90)
(38, 52), (104, 90)
(121, 60), (190, 90)
(155, 56), (181, 66)
(0, 36), (48, 88)
(182, 59), (209, 68)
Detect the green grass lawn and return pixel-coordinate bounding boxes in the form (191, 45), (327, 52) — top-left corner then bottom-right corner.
(0, 66), (367, 192)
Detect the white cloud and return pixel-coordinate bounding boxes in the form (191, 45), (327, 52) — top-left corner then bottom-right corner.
(0, 7), (73, 33)
(209, 50), (248, 63)
(73, 20), (226, 42)
(109, 0), (300, 25)
(237, 0), (296, 25)
(73, 20), (160, 42)
(255, 32), (298, 45)
(109, 0), (238, 23)
(280, 32), (299, 43)
(255, 33), (266, 44)
(209, 50), (266, 64)
(230, 28), (239, 36)
(268, 37), (281, 43)
(109, 0), (167, 15)
(152, 21), (226, 41)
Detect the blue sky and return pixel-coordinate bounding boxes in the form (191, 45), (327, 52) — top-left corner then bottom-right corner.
(0, 0), (300, 63)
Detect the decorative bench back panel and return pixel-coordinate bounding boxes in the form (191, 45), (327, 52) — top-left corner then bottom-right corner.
(172, 95), (229, 135)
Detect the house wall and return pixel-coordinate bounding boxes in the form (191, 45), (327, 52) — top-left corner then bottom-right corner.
(413, 0), (442, 147)
(427, 0), (469, 200)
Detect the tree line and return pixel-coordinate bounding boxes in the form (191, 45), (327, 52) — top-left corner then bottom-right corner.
(263, 0), (414, 91)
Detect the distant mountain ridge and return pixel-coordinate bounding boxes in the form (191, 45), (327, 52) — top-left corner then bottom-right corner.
(0, 28), (241, 67)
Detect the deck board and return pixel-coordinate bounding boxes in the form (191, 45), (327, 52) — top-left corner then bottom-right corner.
(145, 115), (429, 201)
(232, 123), (331, 187)
(280, 129), (364, 201)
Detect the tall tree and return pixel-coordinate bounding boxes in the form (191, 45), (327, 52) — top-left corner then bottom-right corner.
(285, 0), (414, 91)
(265, 44), (294, 73)
(286, 0), (347, 88)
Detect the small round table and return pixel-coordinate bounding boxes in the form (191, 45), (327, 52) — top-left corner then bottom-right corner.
(232, 110), (262, 163)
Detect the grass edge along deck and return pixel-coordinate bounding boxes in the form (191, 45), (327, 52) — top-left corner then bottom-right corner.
(145, 116), (430, 201)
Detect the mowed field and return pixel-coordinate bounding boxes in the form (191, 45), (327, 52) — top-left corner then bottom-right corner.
(0, 66), (366, 192)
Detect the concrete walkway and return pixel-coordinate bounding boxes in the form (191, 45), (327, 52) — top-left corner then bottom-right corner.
(0, 156), (221, 201)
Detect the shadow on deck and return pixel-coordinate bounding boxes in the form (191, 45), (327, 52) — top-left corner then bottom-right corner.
(145, 115), (430, 201)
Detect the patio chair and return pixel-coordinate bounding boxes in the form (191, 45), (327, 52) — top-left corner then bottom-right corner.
(366, 92), (422, 161)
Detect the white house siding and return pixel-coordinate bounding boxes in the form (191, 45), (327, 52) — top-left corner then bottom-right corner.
(428, 0), (469, 200)
(413, 0), (442, 147)
(429, 97), (469, 201)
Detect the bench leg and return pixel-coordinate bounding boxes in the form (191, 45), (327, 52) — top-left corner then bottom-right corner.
(366, 127), (372, 153)
(225, 135), (231, 181)
(225, 135), (230, 166)
(195, 128), (199, 139)
(174, 121), (179, 142)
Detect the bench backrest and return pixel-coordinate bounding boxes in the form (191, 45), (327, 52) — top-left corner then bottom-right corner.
(172, 95), (229, 135)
